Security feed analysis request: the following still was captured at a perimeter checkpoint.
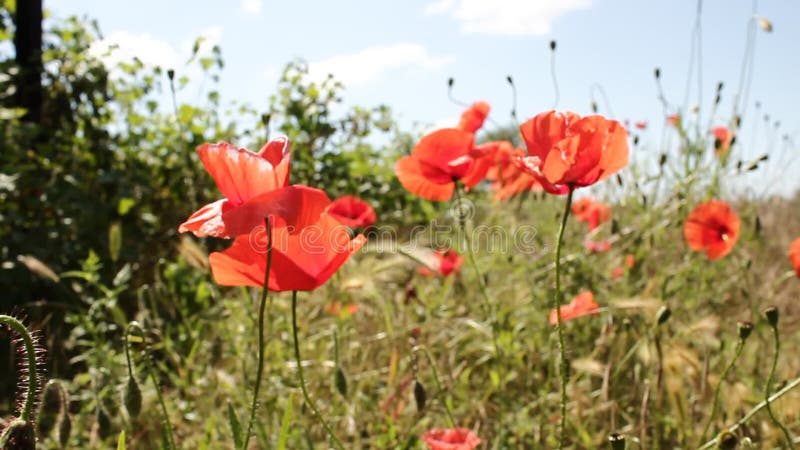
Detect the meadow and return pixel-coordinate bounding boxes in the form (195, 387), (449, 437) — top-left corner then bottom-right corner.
(1, 2), (799, 449)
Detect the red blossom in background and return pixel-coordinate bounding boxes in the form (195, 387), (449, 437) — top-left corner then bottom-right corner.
(514, 111), (629, 194)
(611, 255), (636, 279)
(325, 301), (359, 317)
(584, 239), (611, 253)
(422, 428), (481, 450)
(711, 126), (735, 156)
(417, 249), (463, 277)
(684, 200), (740, 260)
(789, 238), (800, 277)
(666, 114), (680, 127)
(635, 121), (648, 130)
(326, 195), (377, 228)
(178, 137), (329, 238)
(571, 197), (612, 231)
(549, 291), (600, 325)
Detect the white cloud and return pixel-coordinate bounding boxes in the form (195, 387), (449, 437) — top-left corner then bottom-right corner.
(240, 0), (263, 15)
(89, 31), (180, 69)
(424, 0), (591, 36)
(309, 43), (455, 86)
(89, 26), (223, 73)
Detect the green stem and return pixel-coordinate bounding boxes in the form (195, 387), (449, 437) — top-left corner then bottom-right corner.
(0, 315), (38, 423)
(417, 346), (457, 428)
(765, 325), (795, 449)
(452, 186), (500, 359)
(128, 322), (176, 450)
(291, 291), (346, 450)
(243, 217), (274, 450)
(698, 339), (744, 444)
(553, 188), (574, 450)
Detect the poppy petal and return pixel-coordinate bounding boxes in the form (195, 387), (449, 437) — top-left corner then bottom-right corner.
(197, 142), (284, 205)
(395, 156), (455, 201)
(221, 185), (331, 237)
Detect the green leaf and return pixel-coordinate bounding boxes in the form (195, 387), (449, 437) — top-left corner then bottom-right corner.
(277, 394), (294, 450)
(117, 198), (135, 216)
(227, 402), (243, 449)
(109, 222), (122, 262)
(116, 430), (126, 450)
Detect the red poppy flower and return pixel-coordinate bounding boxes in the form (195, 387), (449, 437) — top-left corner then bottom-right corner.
(179, 137), (328, 237)
(549, 291), (599, 325)
(326, 195), (377, 228)
(789, 238), (800, 277)
(684, 200), (740, 260)
(635, 121), (648, 130)
(584, 239), (611, 253)
(208, 212), (366, 291)
(457, 101), (490, 134)
(625, 254), (636, 268)
(571, 197), (611, 231)
(484, 141), (542, 201)
(711, 126), (734, 156)
(666, 114), (680, 127)
(417, 249), (463, 277)
(611, 266), (625, 280)
(515, 111), (629, 193)
(395, 128), (485, 201)
(325, 301), (359, 316)
(422, 428), (481, 450)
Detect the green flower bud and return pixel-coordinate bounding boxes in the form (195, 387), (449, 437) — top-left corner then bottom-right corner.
(413, 380), (427, 412)
(763, 306), (779, 328)
(124, 376), (142, 418)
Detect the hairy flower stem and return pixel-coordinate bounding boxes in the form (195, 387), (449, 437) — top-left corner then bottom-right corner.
(417, 346), (457, 428)
(242, 217), (274, 450)
(0, 315), (38, 423)
(452, 187), (500, 360)
(765, 324), (795, 449)
(553, 188), (574, 450)
(698, 339), (744, 444)
(291, 291), (346, 450)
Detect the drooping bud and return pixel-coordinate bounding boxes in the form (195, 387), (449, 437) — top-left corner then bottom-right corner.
(37, 380), (62, 436)
(447, 77), (454, 88)
(97, 406), (113, 439)
(659, 153), (668, 167)
(167, 69), (175, 81)
(124, 376), (142, 418)
(58, 412), (72, 448)
(413, 380), (427, 412)
(717, 430), (738, 449)
(549, 40), (557, 51)
(656, 305), (671, 326)
(654, 67), (661, 79)
(608, 433), (626, 450)
(737, 321), (753, 341)
(334, 367), (348, 398)
(0, 419), (35, 450)
(260, 113), (271, 128)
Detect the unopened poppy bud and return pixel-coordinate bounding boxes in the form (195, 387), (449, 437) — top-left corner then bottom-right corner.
(97, 406), (113, 439)
(763, 306), (779, 328)
(717, 81), (724, 92)
(260, 113), (271, 127)
(591, 101), (598, 113)
(737, 321), (753, 341)
(59, 413), (71, 447)
(549, 40), (556, 51)
(447, 77), (454, 88)
(413, 380), (427, 412)
(608, 433), (626, 449)
(124, 376), (142, 417)
(167, 69), (175, 80)
(654, 67), (661, 79)
(633, 136), (639, 146)
(335, 367), (348, 398)
(0, 418), (35, 450)
(659, 153), (668, 167)
(754, 215), (762, 236)
(717, 430), (738, 449)
(506, 75), (513, 85)
(656, 305), (671, 325)
(38, 380), (62, 436)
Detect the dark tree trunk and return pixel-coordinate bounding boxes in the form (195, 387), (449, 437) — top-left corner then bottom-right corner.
(13, 0), (43, 123)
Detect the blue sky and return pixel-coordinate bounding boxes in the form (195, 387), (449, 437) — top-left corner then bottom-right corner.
(46, 0), (800, 196)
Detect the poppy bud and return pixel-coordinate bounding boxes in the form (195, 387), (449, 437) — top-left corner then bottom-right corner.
(97, 406), (113, 439)
(763, 306), (779, 328)
(633, 136), (639, 146)
(335, 367), (348, 398)
(714, 94), (721, 105)
(616, 174), (623, 187)
(0, 419), (35, 450)
(124, 376), (142, 418)
(758, 154), (768, 162)
(737, 321), (753, 341)
(413, 380), (427, 412)
(506, 75), (513, 85)
(38, 380), (62, 436)
(717, 81), (724, 92)
(167, 69), (175, 81)
(591, 101), (598, 113)
(717, 430), (738, 449)
(549, 40), (557, 51)
(654, 67), (661, 79)
(659, 153), (668, 167)
(656, 305), (671, 326)
(608, 433), (626, 450)
(447, 77), (454, 88)
(404, 284), (417, 305)
(754, 215), (762, 236)
(58, 413), (71, 447)
(260, 113), (271, 127)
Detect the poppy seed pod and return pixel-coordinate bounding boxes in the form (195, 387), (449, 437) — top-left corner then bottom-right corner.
(608, 433), (626, 450)
(737, 321), (753, 341)
(763, 306), (779, 328)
